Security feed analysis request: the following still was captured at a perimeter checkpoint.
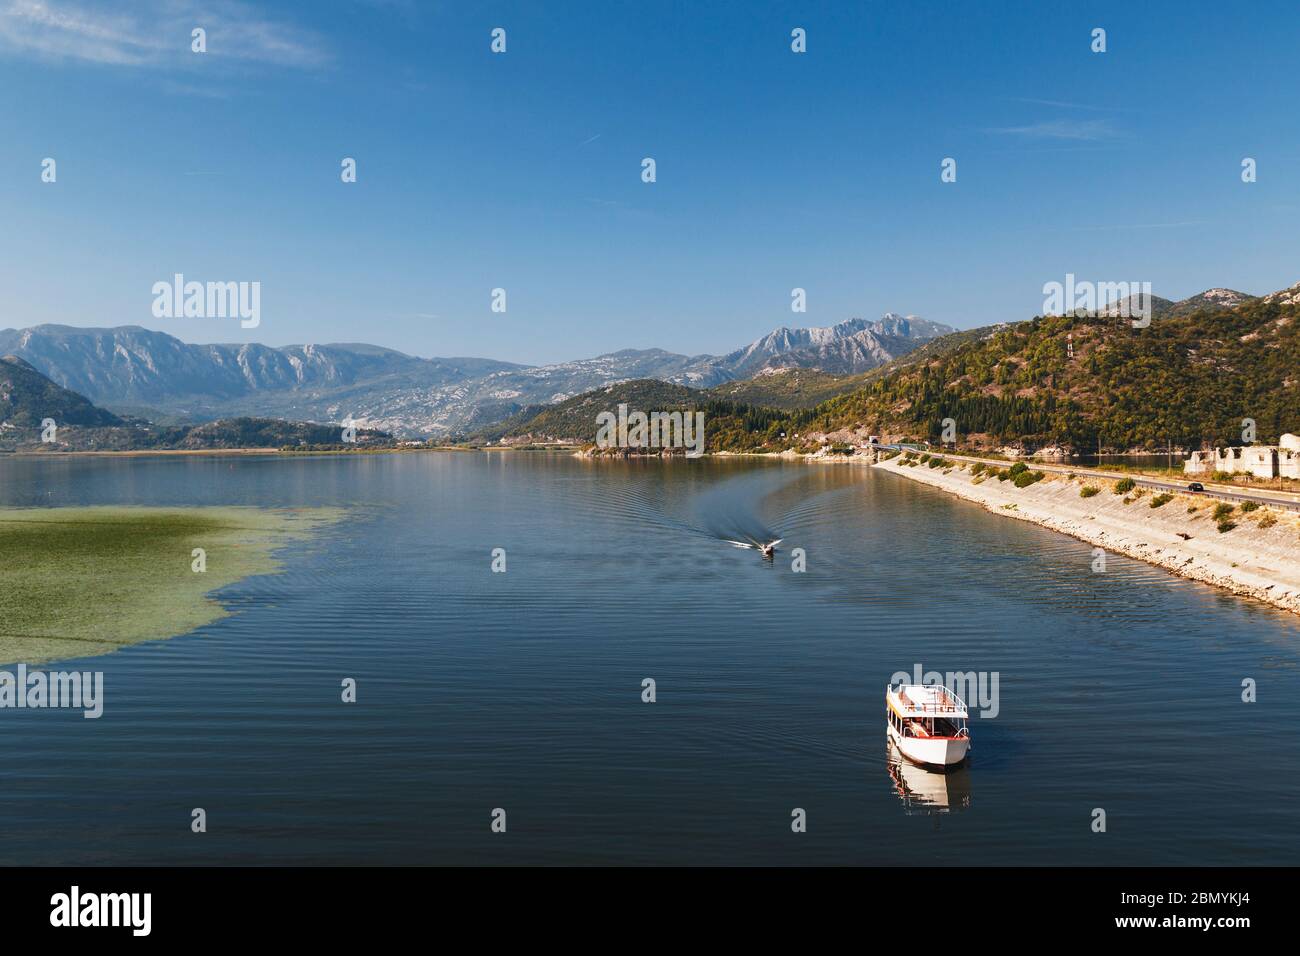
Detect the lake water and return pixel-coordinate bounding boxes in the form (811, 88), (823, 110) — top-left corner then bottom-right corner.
(1, 452), (1297, 865)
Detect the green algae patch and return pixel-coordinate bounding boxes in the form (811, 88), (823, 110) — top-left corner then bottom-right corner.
(0, 506), (343, 665)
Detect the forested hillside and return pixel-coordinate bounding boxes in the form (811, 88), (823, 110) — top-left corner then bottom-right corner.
(799, 294), (1298, 450)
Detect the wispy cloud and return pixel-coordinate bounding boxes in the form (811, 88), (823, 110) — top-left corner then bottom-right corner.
(987, 118), (1119, 141)
(579, 133), (602, 146)
(1006, 97), (1138, 114)
(1070, 220), (1208, 232)
(0, 0), (329, 69)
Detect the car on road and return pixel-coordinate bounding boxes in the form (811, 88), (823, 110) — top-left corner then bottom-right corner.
(1187, 482), (1205, 492)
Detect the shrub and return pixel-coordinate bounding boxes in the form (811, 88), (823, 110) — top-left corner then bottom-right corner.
(928, 456), (948, 469)
(970, 462), (986, 476)
(1149, 493), (1173, 508)
(1007, 462), (1029, 477)
(1258, 512), (1277, 529)
(919, 454), (931, 464)
(1213, 502), (1235, 520)
(1013, 470), (1044, 488)
(1080, 485), (1100, 498)
(1217, 519), (1237, 533)
(1241, 501), (1259, 513)
(1186, 505), (1198, 513)
(1114, 478), (1135, 494)
(995, 469), (1010, 482)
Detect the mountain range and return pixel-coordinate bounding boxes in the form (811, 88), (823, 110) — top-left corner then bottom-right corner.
(4, 282), (1290, 448)
(0, 354), (391, 452)
(0, 313), (952, 436)
(482, 280), (1300, 453)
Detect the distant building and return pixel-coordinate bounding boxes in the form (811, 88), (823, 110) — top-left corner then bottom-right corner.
(1281, 433), (1300, 478)
(1186, 434), (1299, 478)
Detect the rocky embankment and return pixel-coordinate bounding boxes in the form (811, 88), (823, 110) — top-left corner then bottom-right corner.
(873, 453), (1300, 616)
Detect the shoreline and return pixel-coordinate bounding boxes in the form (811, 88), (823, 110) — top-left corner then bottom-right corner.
(0, 447), (287, 458)
(871, 454), (1300, 618)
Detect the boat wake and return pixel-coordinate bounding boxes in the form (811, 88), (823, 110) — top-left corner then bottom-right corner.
(600, 467), (792, 560)
(722, 535), (783, 554)
(697, 487), (784, 558)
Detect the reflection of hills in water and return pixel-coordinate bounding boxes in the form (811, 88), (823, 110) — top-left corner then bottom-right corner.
(887, 741), (972, 814)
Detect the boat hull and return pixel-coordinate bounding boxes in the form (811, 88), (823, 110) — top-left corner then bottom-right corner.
(887, 721), (970, 767)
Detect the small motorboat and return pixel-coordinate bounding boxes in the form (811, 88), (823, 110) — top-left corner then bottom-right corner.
(723, 537), (782, 558)
(885, 682), (971, 767)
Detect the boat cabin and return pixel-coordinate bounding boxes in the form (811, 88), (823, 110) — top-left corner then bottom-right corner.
(886, 683), (969, 741)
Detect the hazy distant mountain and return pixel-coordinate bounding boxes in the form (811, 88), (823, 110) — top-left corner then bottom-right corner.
(0, 325), (519, 406)
(0, 313), (952, 437)
(0, 354), (389, 451)
(0, 324), (528, 434)
(696, 314), (953, 379)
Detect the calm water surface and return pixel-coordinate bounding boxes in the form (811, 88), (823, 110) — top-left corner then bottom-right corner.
(1, 452), (1297, 865)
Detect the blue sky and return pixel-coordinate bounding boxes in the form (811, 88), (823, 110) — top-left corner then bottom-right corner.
(2, 0), (1298, 365)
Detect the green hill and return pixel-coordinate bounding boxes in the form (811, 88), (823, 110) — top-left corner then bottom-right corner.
(474, 381), (700, 443)
(472, 379), (790, 452)
(176, 418), (390, 449)
(705, 368), (875, 409)
(1, 354), (124, 430)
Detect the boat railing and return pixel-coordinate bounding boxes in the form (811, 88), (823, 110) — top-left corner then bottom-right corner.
(889, 683), (970, 715)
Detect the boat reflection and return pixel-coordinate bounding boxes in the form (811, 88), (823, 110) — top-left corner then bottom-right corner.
(886, 740), (972, 814)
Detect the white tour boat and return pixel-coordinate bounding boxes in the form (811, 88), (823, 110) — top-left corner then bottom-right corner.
(885, 682), (971, 767)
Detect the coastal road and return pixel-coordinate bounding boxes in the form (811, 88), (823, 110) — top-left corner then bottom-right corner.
(883, 449), (1300, 513)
